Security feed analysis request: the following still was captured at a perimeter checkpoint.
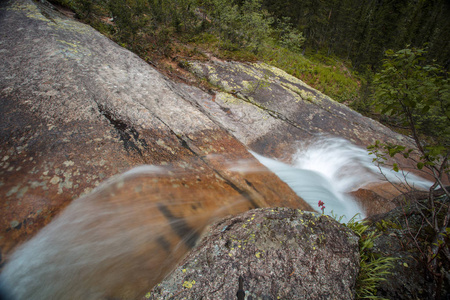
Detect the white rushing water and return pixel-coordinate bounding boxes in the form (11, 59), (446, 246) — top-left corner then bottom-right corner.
(251, 136), (432, 222)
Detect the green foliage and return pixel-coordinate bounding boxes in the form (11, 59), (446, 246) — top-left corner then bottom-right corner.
(345, 216), (396, 300)
(262, 0), (450, 71)
(375, 220), (401, 232)
(108, 0), (150, 42)
(202, 0), (274, 52)
(368, 141), (418, 171)
(275, 17), (305, 53)
(372, 47), (450, 150)
(371, 47), (450, 191)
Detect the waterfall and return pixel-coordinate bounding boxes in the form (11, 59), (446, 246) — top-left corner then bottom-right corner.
(251, 136), (432, 222)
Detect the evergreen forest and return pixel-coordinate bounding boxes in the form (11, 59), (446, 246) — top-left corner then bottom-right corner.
(51, 0), (449, 107)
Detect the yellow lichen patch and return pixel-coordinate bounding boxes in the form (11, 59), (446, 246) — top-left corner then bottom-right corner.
(182, 280), (196, 289)
(145, 292), (152, 298)
(49, 18), (93, 35)
(256, 63), (310, 88)
(7, 2), (48, 23)
(8, 1), (92, 36)
(219, 80), (236, 92)
(216, 92), (242, 105)
(57, 39), (92, 61)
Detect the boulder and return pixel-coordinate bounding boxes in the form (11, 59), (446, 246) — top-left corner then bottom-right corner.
(365, 199), (450, 299)
(148, 207), (360, 300)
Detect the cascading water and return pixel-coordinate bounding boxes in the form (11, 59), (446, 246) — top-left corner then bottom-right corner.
(251, 136), (432, 222)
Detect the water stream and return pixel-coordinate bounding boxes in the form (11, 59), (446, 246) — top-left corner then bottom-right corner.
(252, 136), (432, 222)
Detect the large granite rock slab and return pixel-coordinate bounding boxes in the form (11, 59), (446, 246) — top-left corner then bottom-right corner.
(0, 0), (310, 262)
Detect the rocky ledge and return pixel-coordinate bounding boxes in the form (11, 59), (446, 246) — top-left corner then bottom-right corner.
(147, 207), (360, 300)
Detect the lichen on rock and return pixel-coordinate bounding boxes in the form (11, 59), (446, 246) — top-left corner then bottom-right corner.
(148, 208), (360, 300)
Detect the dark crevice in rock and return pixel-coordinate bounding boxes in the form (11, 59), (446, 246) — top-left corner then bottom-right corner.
(157, 203), (200, 249)
(167, 129), (263, 210)
(244, 179), (257, 193)
(178, 137), (190, 150)
(32, 0), (61, 23)
(219, 106), (231, 114)
(97, 105), (148, 156)
(222, 181), (260, 209)
(129, 104), (262, 209)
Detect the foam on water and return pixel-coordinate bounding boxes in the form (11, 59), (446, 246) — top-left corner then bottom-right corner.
(252, 136), (432, 222)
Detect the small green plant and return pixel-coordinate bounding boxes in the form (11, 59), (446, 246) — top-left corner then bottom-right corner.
(345, 215), (396, 300)
(375, 219), (401, 232)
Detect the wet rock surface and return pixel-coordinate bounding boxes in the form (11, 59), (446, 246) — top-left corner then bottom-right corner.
(148, 207), (360, 300)
(0, 0), (310, 261)
(183, 60), (427, 214)
(2, 165), (306, 300)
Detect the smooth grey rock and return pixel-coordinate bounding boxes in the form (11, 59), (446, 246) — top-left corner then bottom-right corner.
(186, 60), (415, 158)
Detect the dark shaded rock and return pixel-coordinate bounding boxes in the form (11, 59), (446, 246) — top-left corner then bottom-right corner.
(0, 0), (311, 262)
(148, 208), (360, 300)
(365, 199), (450, 299)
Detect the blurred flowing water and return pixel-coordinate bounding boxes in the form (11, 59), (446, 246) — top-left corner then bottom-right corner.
(251, 136), (432, 222)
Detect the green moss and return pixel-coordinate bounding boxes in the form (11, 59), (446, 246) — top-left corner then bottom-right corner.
(375, 219), (402, 232)
(260, 46), (362, 103)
